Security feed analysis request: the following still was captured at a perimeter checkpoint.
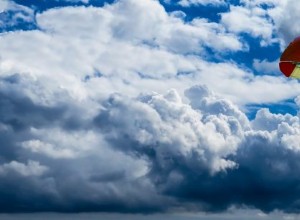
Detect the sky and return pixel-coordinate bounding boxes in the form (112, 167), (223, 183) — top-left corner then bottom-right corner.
(1, 0), (300, 219)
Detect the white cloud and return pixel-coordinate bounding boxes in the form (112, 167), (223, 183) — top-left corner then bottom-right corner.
(250, 107), (300, 152)
(20, 127), (108, 159)
(0, 0), (9, 12)
(219, 0), (300, 48)
(21, 139), (76, 159)
(178, 0), (226, 7)
(253, 59), (279, 75)
(0, 0), (298, 106)
(0, 160), (48, 177)
(0, 0), (298, 109)
(269, 0), (300, 47)
(36, 0), (243, 54)
(251, 108), (298, 131)
(31, 1), (300, 106)
(220, 5), (274, 44)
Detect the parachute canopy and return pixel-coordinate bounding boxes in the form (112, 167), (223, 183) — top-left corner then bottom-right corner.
(279, 37), (300, 79)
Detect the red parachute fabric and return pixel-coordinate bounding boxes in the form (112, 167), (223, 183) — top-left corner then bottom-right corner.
(279, 37), (300, 77)
(279, 62), (296, 77)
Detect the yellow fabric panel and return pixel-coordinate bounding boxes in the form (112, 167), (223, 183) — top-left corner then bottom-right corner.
(291, 65), (300, 79)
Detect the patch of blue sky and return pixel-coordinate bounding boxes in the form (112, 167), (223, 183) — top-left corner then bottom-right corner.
(83, 69), (103, 82)
(246, 99), (298, 120)
(225, 35), (281, 73)
(0, 10), (36, 33)
(160, 0), (268, 22)
(200, 35), (280, 76)
(11, 0), (115, 12)
(160, 0), (230, 22)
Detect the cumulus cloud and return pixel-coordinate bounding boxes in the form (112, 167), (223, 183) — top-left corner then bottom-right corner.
(1, 0), (299, 107)
(219, 0), (300, 47)
(35, 0), (243, 54)
(1, 0), (300, 215)
(94, 87), (247, 174)
(220, 4), (274, 45)
(269, 0), (300, 46)
(1, 74), (300, 213)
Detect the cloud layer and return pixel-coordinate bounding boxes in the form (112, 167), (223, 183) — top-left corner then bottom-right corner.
(0, 0), (300, 215)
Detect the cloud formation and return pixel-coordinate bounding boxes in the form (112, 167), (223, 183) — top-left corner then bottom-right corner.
(0, 0), (300, 215)
(0, 74), (300, 213)
(1, 0), (299, 105)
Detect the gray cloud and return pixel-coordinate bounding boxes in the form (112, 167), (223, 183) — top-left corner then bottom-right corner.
(0, 66), (300, 214)
(93, 85), (300, 213)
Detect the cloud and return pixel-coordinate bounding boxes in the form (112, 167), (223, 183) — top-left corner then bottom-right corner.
(269, 0), (300, 46)
(21, 139), (77, 159)
(177, 0), (226, 7)
(253, 59), (279, 75)
(0, 160), (48, 177)
(94, 86), (247, 174)
(1, 0), (298, 107)
(92, 86), (300, 213)
(1, 0), (300, 215)
(36, 0), (243, 54)
(220, 4), (274, 45)
(219, 0), (300, 48)
(1, 72), (300, 213)
(0, 0), (9, 13)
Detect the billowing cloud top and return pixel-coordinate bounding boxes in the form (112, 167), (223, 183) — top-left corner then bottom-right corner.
(0, 0), (300, 215)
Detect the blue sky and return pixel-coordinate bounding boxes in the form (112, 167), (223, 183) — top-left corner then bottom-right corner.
(1, 0), (300, 219)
